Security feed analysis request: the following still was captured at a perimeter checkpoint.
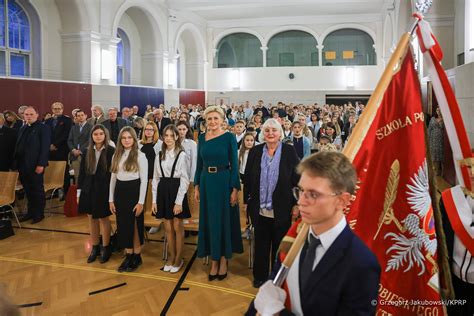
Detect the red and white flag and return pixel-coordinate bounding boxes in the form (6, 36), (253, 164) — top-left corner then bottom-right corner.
(415, 14), (473, 191)
(416, 13), (474, 285)
(345, 47), (445, 315)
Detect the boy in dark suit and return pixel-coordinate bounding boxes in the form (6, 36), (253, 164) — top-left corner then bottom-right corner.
(247, 151), (380, 315)
(14, 106), (51, 224)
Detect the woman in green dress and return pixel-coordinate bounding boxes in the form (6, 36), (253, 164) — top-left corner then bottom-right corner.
(194, 106), (243, 281)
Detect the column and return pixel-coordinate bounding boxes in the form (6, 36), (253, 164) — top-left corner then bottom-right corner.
(261, 46), (268, 67)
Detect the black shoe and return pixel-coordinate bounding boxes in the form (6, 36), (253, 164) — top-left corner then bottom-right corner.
(31, 216), (45, 224)
(100, 245), (112, 263)
(208, 273), (218, 281)
(217, 273), (227, 281)
(18, 215), (33, 222)
(118, 254), (133, 272)
(253, 279), (265, 288)
(87, 245), (100, 263)
(126, 254), (142, 272)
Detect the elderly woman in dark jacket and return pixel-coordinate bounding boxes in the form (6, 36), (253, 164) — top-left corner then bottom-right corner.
(244, 118), (300, 288)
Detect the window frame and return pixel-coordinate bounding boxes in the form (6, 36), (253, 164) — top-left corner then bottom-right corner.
(266, 30), (319, 67)
(0, 0), (32, 77)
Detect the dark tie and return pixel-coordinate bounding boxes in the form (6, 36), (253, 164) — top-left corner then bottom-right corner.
(52, 118), (58, 129)
(94, 118), (98, 125)
(300, 234), (321, 293)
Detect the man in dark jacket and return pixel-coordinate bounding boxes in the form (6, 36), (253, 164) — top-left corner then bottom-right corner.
(45, 102), (73, 196)
(67, 109), (91, 184)
(103, 107), (130, 144)
(14, 106), (51, 224)
(153, 108), (171, 137)
(0, 113), (17, 171)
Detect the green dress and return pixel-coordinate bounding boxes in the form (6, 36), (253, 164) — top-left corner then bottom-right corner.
(195, 132), (243, 260)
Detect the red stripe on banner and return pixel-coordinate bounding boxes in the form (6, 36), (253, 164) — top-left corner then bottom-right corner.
(442, 189), (474, 255)
(429, 50), (473, 190)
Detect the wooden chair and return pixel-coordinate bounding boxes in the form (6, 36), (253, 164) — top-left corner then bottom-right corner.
(0, 171), (21, 228)
(43, 161), (67, 213)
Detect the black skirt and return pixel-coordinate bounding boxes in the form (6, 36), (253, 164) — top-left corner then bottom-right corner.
(114, 179), (144, 248)
(156, 178), (191, 220)
(78, 177), (111, 219)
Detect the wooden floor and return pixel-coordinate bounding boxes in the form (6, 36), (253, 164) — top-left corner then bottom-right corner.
(0, 201), (257, 316)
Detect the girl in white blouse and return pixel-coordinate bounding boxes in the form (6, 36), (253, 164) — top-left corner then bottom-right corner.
(176, 121), (197, 182)
(109, 126), (148, 272)
(152, 125), (191, 273)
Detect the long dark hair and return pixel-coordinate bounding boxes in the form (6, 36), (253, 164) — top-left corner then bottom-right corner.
(85, 124), (110, 174)
(111, 126), (140, 173)
(238, 132), (256, 166)
(160, 124), (184, 160)
(176, 120), (194, 140)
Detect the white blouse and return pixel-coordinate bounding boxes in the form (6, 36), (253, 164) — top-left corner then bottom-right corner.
(239, 149), (249, 174)
(182, 139), (197, 182)
(109, 149), (148, 204)
(154, 139), (196, 182)
(151, 149), (189, 205)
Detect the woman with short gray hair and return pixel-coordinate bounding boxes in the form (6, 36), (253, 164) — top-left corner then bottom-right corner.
(243, 118), (300, 288)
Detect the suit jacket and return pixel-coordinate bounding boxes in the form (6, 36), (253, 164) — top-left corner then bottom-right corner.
(45, 115), (73, 161)
(246, 225), (381, 316)
(243, 143), (300, 229)
(77, 146), (115, 195)
(341, 122), (355, 143)
(67, 123), (92, 161)
(14, 121), (51, 172)
(13, 120), (24, 131)
(0, 126), (17, 171)
(103, 118), (130, 143)
(155, 117), (171, 135)
(86, 116), (106, 126)
(290, 135), (311, 159)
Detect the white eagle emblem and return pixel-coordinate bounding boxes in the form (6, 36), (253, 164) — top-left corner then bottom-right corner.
(384, 159), (437, 275)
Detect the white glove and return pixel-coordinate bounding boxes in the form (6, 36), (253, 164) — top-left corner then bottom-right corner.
(254, 280), (286, 316)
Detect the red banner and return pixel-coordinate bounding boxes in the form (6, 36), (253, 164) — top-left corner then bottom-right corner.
(346, 49), (445, 315)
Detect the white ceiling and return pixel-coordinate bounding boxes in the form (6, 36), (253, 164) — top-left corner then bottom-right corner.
(167, 0), (388, 21)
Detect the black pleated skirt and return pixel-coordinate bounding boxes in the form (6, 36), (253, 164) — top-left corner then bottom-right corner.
(114, 179), (144, 249)
(156, 178), (191, 220)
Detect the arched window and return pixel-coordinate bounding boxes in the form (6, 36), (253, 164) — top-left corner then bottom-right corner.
(116, 28), (130, 84)
(322, 28), (376, 66)
(267, 31), (318, 67)
(0, 0), (31, 76)
(215, 33), (262, 68)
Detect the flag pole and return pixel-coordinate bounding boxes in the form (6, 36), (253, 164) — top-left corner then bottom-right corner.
(272, 1), (432, 288)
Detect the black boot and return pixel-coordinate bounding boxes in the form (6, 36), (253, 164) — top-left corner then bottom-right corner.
(126, 254), (143, 272)
(118, 253), (133, 272)
(87, 245), (100, 263)
(100, 245), (112, 264)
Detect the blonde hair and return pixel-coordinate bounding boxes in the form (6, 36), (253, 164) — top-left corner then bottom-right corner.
(203, 105), (225, 120)
(141, 121), (159, 144)
(111, 126), (140, 173)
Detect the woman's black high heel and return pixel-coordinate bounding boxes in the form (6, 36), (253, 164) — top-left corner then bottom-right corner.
(217, 260), (228, 280)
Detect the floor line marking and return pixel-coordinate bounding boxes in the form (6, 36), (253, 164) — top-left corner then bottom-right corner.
(0, 256), (255, 299)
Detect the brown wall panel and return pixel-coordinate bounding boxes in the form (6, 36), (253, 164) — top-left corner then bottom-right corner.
(0, 78), (92, 118)
(179, 90), (205, 106)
